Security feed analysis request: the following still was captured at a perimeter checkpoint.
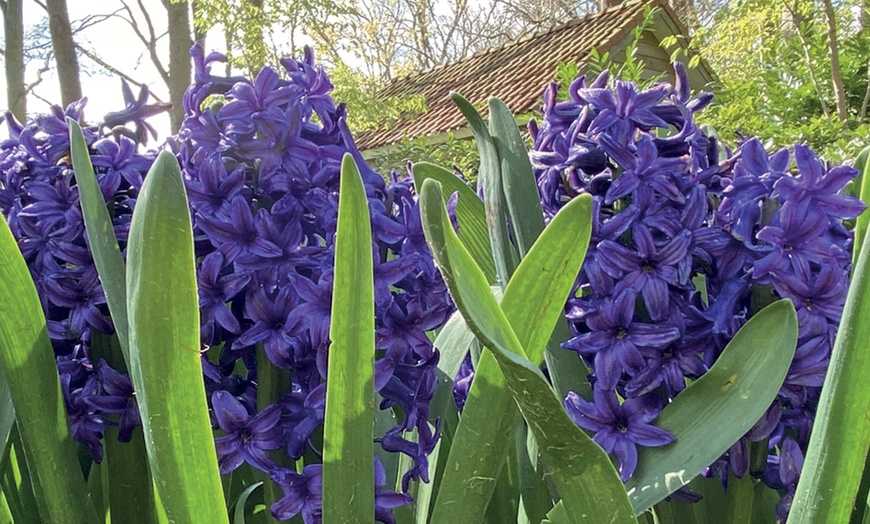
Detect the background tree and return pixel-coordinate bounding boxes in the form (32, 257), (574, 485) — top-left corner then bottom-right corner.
(45, 0), (81, 106)
(1, 0), (26, 120)
(692, 0), (870, 162)
(165, 0), (191, 131)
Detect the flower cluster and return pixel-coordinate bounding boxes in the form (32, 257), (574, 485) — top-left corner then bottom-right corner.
(527, 62), (863, 515)
(0, 83), (159, 461)
(1, 48), (451, 522)
(174, 45), (452, 521)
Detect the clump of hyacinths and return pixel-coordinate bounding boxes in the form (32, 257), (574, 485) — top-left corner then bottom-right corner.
(527, 63), (864, 518)
(0, 47), (452, 522)
(0, 85), (165, 461)
(175, 45), (452, 519)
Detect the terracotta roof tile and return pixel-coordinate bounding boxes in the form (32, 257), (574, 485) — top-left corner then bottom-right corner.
(356, 0), (673, 151)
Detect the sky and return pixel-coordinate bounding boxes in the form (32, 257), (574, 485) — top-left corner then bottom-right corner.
(0, 0), (231, 142)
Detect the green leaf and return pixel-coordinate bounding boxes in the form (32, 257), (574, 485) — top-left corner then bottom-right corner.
(412, 425), (440, 524)
(0, 209), (95, 523)
(500, 193), (592, 365)
(451, 92), (518, 284)
(421, 179), (636, 524)
(90, 332), (156, 522)
(485, 426), (522, 523)
(104, 427), (156, 524)
(67, 118), (130, 363)
(0, 377), (13, 464)
(542, 500), (569, 524)
(0, 425), (39, 524)
(322, 154), (375, 522)
(429, 351), (521, 524)
(428, 194), (595, 524)
(411, 162), (496, 282)
(544, 321), (594, 403)
(517, 427), (554, 523)
(232, 482), (264, 524)
(126, 151), (227, 524)
(788, 217), (870, 523)
(432, 311), (476, 384)
(625, 299), (798, 513)
(487, 97), (544, 257)
(853, 145), (870, 266)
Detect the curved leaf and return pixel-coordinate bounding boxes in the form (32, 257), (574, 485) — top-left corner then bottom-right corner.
(487, 97), (543, 258)
(429, 193), (595, 524)
(853, 145), (870, 266)
(322, 154), (375, 522)
(788, 223), (870, 523)
(126, 151), (227, 524)
(0, 212), (95, 523)
(451, 92), (517, 284)
(626, 299), (798, 513)
(421, 179), (636, 524)
(67, 118), (130, 363)
(411, 162), (495, 282)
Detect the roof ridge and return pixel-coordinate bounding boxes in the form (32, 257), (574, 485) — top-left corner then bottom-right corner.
(387, 0), (654, 86)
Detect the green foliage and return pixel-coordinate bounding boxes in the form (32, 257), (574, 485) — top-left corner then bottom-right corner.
(125, 151), (227, 524)
(329, 61), (426, 133)
(420, 179), (638, 523)
(556, 5), (664, 97)
(193, 0), (341, 75)
(788, 198), (870, 522)
(322, 155), (376, 522)
(625, 300), (798, 513)
(693, 0), (870, 162)
(0, 198), (96, 524)
(367, 132), (481, 182)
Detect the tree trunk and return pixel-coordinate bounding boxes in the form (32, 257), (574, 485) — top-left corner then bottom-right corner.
(823, 0), (848, 121)
(46, 0), (82, 107)
(164, 0), (192, 133)
(1, 0), (26, 121)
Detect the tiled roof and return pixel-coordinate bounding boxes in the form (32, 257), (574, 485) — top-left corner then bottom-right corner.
(356, 0), (686, 151)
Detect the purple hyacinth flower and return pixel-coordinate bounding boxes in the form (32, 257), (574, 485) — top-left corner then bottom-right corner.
(563, 288), (681, 389)
(270, 464), (323, 522)
(565, 386), (674, 481)
(763, 437), (804, 523)
(580, 81), (670, 142)
(599, 136), (688, 207)
(236, 286), (304, 368)
(597, 227), (692, 320)
(270, 459), (411, 524)
(212, 390), (284, 474)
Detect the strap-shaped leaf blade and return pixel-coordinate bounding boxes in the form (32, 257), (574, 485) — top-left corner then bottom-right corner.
(67, 118), (130, 363)
(126, 151), (227, 523)
(428, 193), (595, 524)
(412, 162), (496, 283)
(451, 92), (518, 284)
(421, 179), (636, 524)
(501, 193), (592, 365)
(626, 299), (798, 513)
(788, 220), (870, 523)
(488, 97), (544, 258)
(69, 120), (156, 520)
(322, 154), (376, 522)
(853, 145), (870, 266)
(0, 213), (95, 523)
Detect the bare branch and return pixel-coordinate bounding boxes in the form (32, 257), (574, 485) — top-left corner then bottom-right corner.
(117, 0), (169, 82)
(76, 45), (165, 103)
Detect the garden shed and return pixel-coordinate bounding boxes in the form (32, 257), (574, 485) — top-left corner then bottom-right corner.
(357, 0), (715, 158)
